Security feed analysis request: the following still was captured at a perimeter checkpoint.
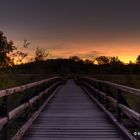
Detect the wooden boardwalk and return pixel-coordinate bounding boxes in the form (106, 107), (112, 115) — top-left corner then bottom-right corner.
(23, 80), (126, 140)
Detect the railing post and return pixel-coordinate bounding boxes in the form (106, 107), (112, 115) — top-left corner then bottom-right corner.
(117, 89), (122, 122)
(35, 85), (41, 110)
(19, 86), (30, 121)
(99, 83), (102, 91)
(25, 86), (30, 121)
(105, 85), (109, 109)
(98, 83), (104, 103)
(1, 93), (9, 140)
(95, 82), (100, 101)
(94, 82), (98, 98)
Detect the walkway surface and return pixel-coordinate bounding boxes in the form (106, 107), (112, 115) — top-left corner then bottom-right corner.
(23, 80), (126, 140)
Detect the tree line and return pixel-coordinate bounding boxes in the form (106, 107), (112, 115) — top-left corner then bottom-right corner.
(0, 31), (140, 74)
(0, 31), (49, 67)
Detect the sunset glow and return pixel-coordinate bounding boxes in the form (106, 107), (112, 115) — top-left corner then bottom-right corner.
(8, 39), (139, 64)
(0, 0), (140, 64)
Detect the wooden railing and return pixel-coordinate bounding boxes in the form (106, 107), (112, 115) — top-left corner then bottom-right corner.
(0, 76), (65, 140)
(77, 76), (140, 140)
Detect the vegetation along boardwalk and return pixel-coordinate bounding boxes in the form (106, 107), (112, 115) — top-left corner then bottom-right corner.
(23, 80), (128, 140)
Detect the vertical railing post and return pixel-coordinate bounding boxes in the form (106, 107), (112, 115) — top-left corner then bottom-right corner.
(117, 89), (122, 122)
(46, 80), (51, 97)
(1, 92), (9, 140)
(25, 85), (30, 121)
(94, 82), (98, 98)
(99, 83), (102, 92)
(99, 83), (103, 103)
(86, 79), (89, 92)
(90, 80), (94, 95)
(105, 85), (109, 109)
(41, 83), (47, 103)
(91, 81), (96, 96)
(35, 85), (41, 110)
(96, 82), (100, 101)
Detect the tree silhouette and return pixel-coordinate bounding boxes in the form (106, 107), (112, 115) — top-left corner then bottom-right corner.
(10, 40), (30, 64)
(84, 59), (93, 64)
(0, 31), (16, 67)
(35, 46), (49, 62)
(95, 56), (110, 65)
(23, 39), (30, 48)
(136, 55), (140, 64)
(69, 56), (81, 62)
(109, 56), (123, 65)
(11, 51), (28, 64)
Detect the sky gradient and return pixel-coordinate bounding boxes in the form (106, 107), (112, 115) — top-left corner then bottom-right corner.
(0, 0), (140, 63)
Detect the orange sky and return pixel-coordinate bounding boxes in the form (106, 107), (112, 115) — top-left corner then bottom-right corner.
(1, 0), (140, 64)
(11, 37), (140, 64)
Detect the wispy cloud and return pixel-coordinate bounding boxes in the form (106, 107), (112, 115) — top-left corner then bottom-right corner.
(77, 50), (104, 59)
(50, 50), (103, 59)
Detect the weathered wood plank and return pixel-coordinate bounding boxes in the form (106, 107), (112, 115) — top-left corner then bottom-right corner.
(11, 86), (62, 140)
(80, 79), (140, 129)
(118, 104), (140, 122)
(0, 81), (63, 129)
(0, 76), (60, 97)
(82, 86), (136, 140)
(0, 117), (7, 129)
(9, 103), (28, 120)
(23, 80), (126, 140)
(83, 77), (140, 96)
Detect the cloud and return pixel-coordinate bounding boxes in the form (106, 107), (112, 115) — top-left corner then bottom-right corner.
(80, 50), (104, 59)
(50, 50), (103, 59)
(46, 42), (65, 50)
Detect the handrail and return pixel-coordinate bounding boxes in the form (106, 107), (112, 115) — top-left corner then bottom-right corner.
(83, 76), (140, 96)
(77, 76), (140, 140)
(0, 76), (65, 140)
(0, 76), (60, 98)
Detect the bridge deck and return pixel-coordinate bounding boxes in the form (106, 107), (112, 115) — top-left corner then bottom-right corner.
(23, 80), (126, 140)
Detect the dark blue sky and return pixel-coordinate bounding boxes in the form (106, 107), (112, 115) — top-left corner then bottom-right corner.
(0, 0), (140, 62)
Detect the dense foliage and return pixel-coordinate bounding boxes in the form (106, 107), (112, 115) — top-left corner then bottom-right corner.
(0, 31), (16, 67)
(9, 57), (140, 75)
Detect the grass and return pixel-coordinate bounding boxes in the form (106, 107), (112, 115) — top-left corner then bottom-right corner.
(0, 72), (57, 90)
(90, 74), (140, 112)
(91, 74), (140, 89)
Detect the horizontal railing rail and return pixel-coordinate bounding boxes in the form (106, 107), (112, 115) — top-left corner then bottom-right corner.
(0, 76), (65, 140)
(82, 77), (140, 96)
(0, 76), (61, 98)
(76, 76), (140, 140)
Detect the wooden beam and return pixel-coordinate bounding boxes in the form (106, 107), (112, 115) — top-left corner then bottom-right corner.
(83, 77), (140, 97)
(9, 103), (28, 120)
(11, 86), (62, 140)
(81, 85), (137, 140)
(119, 104), (140, 122)
(0, 77), (61, 98)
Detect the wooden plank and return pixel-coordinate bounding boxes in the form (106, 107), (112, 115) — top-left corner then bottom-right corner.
(0, 117), (7, 129)
(83, 77), (140, 97)
(11, 86), (62, 140)
(9, 103), (28, 120)
(23, 80), (126, 140)
(81, 81), (117, 108)
(118, 104), (140, 122)
(107, 96), (117, 108)
(0, 76), (61, 97)
(82, 86), (136, 140)
(81, 80), (140, 126)
(0, 81), (63, 129)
